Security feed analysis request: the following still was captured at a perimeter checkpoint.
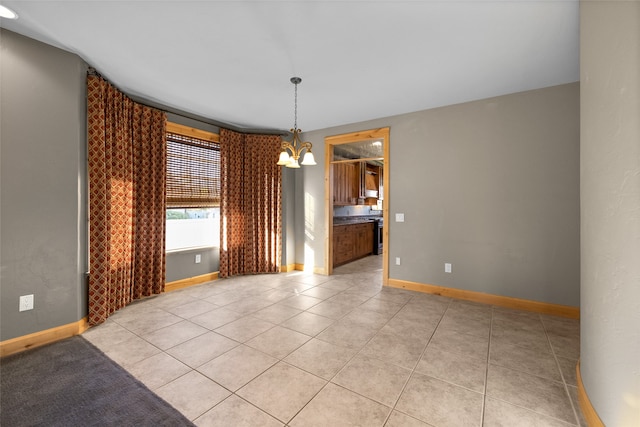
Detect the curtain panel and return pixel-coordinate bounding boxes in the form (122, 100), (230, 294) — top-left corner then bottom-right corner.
(219, 128), (282, 277)
(87, 74), (167, 325)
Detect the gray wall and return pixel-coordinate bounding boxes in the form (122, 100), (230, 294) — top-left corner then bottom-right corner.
(300, 83), (580, 306)
(282, 167), (296, 267)
(294, 155), (320, 271)
(580, 2), (640, 425)
(165, 248), (219, 283)
(0, 30), (88, 341)
(0, 33), (229, 340)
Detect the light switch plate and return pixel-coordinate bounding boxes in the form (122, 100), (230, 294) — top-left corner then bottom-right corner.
(19, 294), (34, 311)
(395, 213), (405, 222)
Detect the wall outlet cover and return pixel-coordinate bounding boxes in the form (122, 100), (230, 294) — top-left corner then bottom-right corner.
(445, 263), (452, 273)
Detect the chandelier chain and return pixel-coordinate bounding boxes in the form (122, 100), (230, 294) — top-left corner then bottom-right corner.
(293, 81), (298, 130)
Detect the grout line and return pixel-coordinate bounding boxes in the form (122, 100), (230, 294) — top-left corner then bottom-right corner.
(91, 256), (582, 426)
(382, 296), (451, 425)
(544, 317), (582, 426)
(481, 306), (495, 426)
(278, 264), (392, 424)
(335, 291), (421, 426)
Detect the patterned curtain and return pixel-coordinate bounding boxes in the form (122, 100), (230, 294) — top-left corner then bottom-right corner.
(87, 74), (167, 325)
(219, 128), (282, 277)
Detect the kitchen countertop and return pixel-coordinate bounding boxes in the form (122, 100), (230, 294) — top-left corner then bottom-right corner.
(333, 216), (382, 225)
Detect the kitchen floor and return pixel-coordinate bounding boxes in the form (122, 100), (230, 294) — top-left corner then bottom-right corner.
(83, 256), (584, 426)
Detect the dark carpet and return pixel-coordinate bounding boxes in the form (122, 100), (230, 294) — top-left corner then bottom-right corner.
(1, 336), (194, 427)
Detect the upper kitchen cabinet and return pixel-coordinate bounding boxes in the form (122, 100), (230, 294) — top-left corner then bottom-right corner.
(359, 162), (380, 204)
(332, 139), (384, 206)
(332, 162), (358, 205)
(332, 161), (381, 206)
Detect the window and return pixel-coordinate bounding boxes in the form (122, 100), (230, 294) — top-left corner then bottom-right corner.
(165, 123), (220, 251)
(166, 207), (219, 251)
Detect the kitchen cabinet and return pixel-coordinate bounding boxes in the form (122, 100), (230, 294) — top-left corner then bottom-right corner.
(333, 225), (353, 267)
(332, 162), (382, 206)
(333, 222), (374, 267)
(359, 162), (380, 205)
(332, 163), (358, 205)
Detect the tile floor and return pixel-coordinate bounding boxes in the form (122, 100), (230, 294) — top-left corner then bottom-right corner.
(83, 256), (585, 426)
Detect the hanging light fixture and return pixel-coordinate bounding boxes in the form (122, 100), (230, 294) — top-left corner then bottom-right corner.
(277, 77), (316, 168)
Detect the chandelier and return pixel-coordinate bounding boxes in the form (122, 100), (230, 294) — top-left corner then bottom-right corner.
(277, 77), (316, 168)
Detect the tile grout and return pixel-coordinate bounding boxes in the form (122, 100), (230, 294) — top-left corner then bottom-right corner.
(85, 256), (580, 426)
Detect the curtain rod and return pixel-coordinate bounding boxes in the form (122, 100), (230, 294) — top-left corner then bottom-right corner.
(87, 67), (288, 137)
(136, 96), (288, 137)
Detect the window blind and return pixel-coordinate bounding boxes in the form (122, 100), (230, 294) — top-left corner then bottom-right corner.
(166, 132), (220, 208)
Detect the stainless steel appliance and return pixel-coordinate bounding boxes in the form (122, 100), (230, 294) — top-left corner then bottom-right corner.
(373, 218), (383, 255)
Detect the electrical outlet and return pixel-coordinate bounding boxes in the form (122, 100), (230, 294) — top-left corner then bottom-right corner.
(395, 213), (405, 222)
(395, 257), (401, 265)
(195, 254), (202, 264)
(445, 263), (452, 273)
(19, 294), (34, 312)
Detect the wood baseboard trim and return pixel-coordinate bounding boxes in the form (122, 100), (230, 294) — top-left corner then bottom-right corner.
(0, 317), (89, 358)
(285, 264), (326, 275)
(387, 278), (579, 319)
(576, 360), (604, 426)
(165, 272), (219, 292)
(313, 267), (326, 275)
(280, 264), (296, 273)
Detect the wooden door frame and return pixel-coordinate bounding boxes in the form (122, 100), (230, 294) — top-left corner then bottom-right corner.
(324, 127), (390, 284)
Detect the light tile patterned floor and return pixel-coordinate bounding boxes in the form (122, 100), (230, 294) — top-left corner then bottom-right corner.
(83, 256), (585, 426)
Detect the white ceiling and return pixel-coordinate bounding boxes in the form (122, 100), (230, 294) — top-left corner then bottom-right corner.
(1, 1), (579, 132)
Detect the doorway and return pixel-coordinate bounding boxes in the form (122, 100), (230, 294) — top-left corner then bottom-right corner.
(324, 128), (389, 284)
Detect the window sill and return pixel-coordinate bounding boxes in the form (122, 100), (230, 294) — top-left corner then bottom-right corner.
(166, 245), (218, 254)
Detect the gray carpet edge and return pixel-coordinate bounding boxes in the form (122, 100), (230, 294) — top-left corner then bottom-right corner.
(0, 335), (195, 427)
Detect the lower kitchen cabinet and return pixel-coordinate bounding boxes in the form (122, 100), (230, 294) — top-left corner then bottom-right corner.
(333, 222), (374, 267)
